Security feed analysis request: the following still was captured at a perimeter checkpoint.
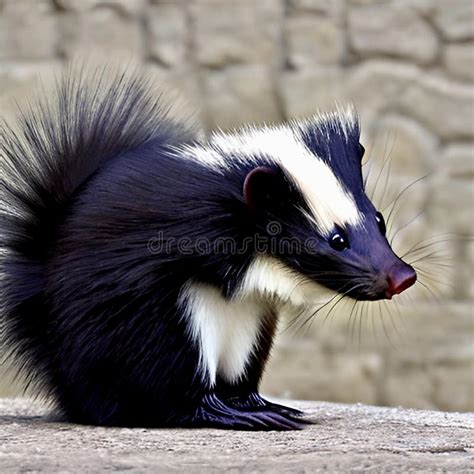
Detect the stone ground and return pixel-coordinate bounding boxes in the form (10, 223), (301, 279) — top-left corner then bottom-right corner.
(0, 398), (472, 473)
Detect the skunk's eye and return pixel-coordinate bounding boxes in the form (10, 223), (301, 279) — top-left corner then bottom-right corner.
(375, 211), (386, 236)
(329, 229), (349, 251)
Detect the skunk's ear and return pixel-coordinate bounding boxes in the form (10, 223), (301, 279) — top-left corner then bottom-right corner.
(243, 166), (282, 211)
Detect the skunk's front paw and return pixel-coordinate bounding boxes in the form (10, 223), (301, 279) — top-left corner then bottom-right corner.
(190, 393), (308, 431)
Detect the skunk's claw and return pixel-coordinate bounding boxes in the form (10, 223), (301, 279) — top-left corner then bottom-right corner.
(188, 393), (308, 431)
(225, 392), (306, 418)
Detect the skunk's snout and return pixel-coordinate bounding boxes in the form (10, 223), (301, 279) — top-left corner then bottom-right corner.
(384, 263), (417, 299)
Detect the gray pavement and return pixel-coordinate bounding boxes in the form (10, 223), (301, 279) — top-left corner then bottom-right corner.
(0, 398), (473, 472)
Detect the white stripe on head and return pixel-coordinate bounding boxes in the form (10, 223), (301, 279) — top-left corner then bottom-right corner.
(211, 127), (362, 235)
(181, 107), (362, 234)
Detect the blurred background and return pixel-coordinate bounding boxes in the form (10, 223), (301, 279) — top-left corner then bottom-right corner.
(0, 0), (473, 412)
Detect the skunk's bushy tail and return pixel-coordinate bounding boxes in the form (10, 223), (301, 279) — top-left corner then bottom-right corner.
(0, 65), (192, 392)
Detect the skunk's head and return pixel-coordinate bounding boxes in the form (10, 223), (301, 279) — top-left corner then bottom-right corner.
(209, 106), (416, 302)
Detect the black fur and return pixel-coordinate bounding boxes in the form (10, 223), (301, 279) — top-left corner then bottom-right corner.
(1, 68), (415, 429)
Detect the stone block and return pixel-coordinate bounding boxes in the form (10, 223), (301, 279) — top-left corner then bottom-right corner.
(369, 115), (438, 177)
(202, 65), (281, 130)
(279, 68), (345, 119)
(147, 3), (187, 67)
(144, 63), (203, 127)
(389, 304), (473, 364)
(455, 239), (474, 301)
(348, 3), (438, 65)
(379, 303), (473, 409)
(191, 0), (283, 67)
(265, 302), (473, 411)
(150, 0), (187, 3)
(397, 0), (439, 16)
(262, 338), (381, 405)
(345, 60), (421, 133)
(440, 144), (474, 180)
(382, 367), (437, 410)
(288, 0), (344, 17)
(59, 7), (143, 58)
(467, 240), (474, 300)
(0, 0), (57, 60)
(433, 0), (474, 41)
(444, 42), (474, 82)
(398, 74), (474, 141)
(56, 0), (147, 15)
(0, 61), (64, 119)
(285, 15), (345, 67)
(426, 175), (474, 236)
(431, 363), (474, 412)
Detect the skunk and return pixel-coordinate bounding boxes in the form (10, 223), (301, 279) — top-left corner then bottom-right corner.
(0, 67), (416, 430)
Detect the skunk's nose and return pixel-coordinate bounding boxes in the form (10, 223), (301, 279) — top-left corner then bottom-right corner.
(385, 263), (417, 299)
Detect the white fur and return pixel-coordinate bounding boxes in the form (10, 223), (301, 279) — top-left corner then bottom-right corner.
(236, 255), (327, 306)
(181, 283), (264, 386)
(303, 104), (359, 142)
(182, 108), (362, 235)
(173, 144), (226, 171)
(181, 258), (328, 387)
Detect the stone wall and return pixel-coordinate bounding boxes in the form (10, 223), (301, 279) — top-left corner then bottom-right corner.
(0, 0), (473, 411)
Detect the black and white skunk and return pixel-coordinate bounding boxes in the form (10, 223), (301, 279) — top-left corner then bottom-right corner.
(1, 68), (416, 430)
